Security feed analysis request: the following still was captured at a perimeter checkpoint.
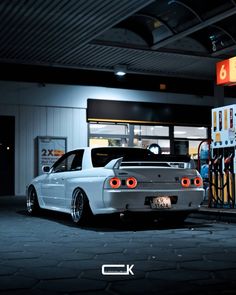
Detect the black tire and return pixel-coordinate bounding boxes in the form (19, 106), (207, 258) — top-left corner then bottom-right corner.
(71, 188), (93, 224)
(27, 186), (40, 215)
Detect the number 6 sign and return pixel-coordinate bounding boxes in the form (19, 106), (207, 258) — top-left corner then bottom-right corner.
(216, 57), (236, 86)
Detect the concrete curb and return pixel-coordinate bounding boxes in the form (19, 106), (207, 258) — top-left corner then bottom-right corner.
(190, 207), (236, 223)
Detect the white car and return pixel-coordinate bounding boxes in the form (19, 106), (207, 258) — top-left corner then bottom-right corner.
(27, 147), (204, 224)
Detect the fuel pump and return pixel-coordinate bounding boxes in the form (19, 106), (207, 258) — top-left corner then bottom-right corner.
(198, 139), (211, 203)
(224, 151), (235, 208)
(210, 154), (225, 207)
(209, 155), (218, 207)
(210, 105), (236, 208)
(216, 154), (224, 206)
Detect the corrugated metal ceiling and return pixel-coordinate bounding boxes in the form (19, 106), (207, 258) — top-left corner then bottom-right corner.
(0, 0), (236, 81)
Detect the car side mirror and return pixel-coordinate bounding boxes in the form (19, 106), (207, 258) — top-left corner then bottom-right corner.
(42, 165), (51, 173)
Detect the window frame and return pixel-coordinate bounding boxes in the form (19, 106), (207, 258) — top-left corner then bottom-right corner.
(88, 122), (210, 158)
(51, 150), (84, 173)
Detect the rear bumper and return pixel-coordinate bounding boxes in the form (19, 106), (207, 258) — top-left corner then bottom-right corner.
(93, 188), (204, 214)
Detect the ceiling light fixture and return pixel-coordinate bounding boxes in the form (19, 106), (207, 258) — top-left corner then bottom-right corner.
(114, 64), (127, 76)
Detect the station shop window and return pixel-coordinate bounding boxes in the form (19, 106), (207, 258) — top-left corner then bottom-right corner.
(134, 125), (169, 137)
(89, 137), (129, 147)
(134, 138), (170, 154)
(174, 126), (208, 158)
(89, 123), (129, 147)
(89, 123), (128, 135)
(133, 125), (170, 153)
(174, 126), (207, 139)
(89, 123), (208, 158)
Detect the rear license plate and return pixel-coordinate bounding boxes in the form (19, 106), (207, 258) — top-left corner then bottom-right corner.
(151, 196), (171, 209)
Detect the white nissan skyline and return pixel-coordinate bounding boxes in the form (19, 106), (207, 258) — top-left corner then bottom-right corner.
(27, 147), (204, 224)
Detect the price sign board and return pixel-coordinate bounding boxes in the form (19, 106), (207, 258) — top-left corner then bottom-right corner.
(216, 57), (236, 86)
(37, 136), (67, 175)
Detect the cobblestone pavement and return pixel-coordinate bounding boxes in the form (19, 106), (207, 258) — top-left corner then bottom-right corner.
(1, 196), (236, 295)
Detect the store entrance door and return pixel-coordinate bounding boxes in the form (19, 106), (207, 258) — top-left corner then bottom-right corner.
(0, 116), (15, 196)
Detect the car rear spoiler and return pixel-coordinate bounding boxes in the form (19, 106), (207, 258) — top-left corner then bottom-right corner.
(104, 155), (192, 170)
(105, 157), (123, 169)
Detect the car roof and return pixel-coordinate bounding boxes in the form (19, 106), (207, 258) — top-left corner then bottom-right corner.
(69, 146), (144, 153)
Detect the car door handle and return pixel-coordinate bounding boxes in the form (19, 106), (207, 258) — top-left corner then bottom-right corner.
(53, 177), (64, 181)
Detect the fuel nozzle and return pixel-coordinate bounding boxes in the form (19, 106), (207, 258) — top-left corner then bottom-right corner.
(214, 155), (223, 166)
(209, 155), (217, 172)
(224, 153), (234, 173)
(224, 153), (233, 165)
(210, 155), (222, 173)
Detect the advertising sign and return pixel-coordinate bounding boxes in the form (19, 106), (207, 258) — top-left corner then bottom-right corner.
(216, 57), (236, 86)
(37, 136), (67, 175)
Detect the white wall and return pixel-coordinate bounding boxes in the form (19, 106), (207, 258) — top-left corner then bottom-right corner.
(0, 80), (233, 195)
(0, 80), (217, 108)
(0, 100), (87, 195)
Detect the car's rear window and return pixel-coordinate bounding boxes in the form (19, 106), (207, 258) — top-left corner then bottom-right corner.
(91, 148), (190, 167)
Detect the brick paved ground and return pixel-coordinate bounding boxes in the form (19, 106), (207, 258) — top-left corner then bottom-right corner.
(1, 196), (236, 295)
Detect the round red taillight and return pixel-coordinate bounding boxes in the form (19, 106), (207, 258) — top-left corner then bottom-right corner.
(181, 177), (191, 188)
(126, 177), (138, 189)
(109, 177), (121, 189)
(194, 177), (202, 187)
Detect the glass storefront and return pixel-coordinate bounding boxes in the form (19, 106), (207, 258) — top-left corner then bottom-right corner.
(174, 126), (207, 139)
(173, 126), (208, 158)
(89, 123), (208, 159)
(89, 137), (128, 147)
(89, 123), (129, 147)
(89, 123), (128, 135)
(134, 125), (169, 137)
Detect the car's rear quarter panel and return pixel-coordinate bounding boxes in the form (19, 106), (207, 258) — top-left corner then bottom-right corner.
(65, 168), (114, 213)
(102, 167), (204, 214)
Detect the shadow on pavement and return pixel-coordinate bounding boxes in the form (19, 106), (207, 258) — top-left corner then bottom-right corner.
(18, 208), (212, 232)
(0, 195), (211, 232)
